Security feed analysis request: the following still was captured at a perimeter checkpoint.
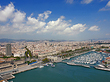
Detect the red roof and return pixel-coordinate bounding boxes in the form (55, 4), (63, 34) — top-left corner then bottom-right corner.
(106, 57), (110, 59)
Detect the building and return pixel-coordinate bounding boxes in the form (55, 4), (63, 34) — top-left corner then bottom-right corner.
(47, 56), (57, 62)
(6, 44), (12, 57)
(0, 77), (4, 82)
(105, 57), (110, 64)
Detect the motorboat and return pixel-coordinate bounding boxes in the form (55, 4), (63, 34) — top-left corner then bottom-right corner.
(97, 64), (105, 68)
(39, 65), (44, 68)
(51, 64), (55, 67)
(49, 62), (53, 65)
(46, 64), (49, 66)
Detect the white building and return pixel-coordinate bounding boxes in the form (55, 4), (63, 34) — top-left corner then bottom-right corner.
(47, 56), (57, 62)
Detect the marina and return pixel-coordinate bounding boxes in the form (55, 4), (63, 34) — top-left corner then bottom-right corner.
(8, 63), (110, 82)
(66, 51), (108, 66)
(1, 51), (110, 82)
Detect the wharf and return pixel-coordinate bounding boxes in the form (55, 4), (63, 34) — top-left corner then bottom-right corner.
(0, 61), (42, 81)
(12, 65), (38, 74)
(67, 62), (90, 68)
(94, 66), (110, 71)
(0, 73), (15, 81)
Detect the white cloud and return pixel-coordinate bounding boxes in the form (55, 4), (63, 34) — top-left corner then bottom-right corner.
(27, 15), (46, 28)
(62, 24), (87, 35)
(81, 0), (93, 4)
(99, 7), (110, 11)
(0, 2), (91, 36)
(0, 3), (50, 34)
(37, 10), (52, 21)
(0, 2), (15, 22)
(12, 10), (26, 23)
(106, 1), (110, 7)
(99, 1), (110, 11)
(0, 24), (10, 34)
(37, 16), (87, 35)
(37, 16), (71, 33)
(66, 0), (73, 4)
(12, 14), (47, 33)
(88, 25), (100, 31)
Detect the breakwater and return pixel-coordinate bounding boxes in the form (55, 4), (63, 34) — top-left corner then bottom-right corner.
(67, 62), (90, 68)
(94, 66), (110, 71)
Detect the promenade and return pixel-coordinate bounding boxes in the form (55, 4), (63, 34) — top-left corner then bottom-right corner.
(0, 61), (42, 81)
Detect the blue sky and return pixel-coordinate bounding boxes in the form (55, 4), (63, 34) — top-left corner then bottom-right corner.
(0, 0), (110, 40)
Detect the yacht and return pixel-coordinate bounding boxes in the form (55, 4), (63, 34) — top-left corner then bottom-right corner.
(39, 65), (44, 68)
(97, 64), (105, 68)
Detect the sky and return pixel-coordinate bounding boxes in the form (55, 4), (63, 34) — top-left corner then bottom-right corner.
(0, 0), (110, 40)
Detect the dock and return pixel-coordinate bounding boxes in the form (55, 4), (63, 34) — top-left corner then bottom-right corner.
(0, 62), (41, 81)
(67, 62), (90, 68)
(94, 66), (110, 71)
(0, 73), (15, 82)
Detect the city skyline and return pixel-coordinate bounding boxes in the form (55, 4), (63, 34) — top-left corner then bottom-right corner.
(0, 0), (110, 40)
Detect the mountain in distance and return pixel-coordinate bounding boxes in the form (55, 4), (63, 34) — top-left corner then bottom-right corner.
(0, 38), (110, 43)
(0, 38), (38, 42)
(88, 38), (110, 41)
(0, 38), (14, 42)
(0, 38), (75, 43)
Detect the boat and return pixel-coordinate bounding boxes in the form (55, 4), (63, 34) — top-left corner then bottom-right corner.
(46, 64), (49, 66)
(49, 62), (53, 65)
(97, 64), (105, 68)
(90, 61), (96, 64)
(39, 65), (44, 68)
(51, 64), (55, 67)
(71, 60), (74, 62)
(39, 62), (44, 68)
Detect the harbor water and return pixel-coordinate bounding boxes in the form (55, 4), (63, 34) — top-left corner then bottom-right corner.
(9, 63), (110, 82)
(9, 52), (110, 82)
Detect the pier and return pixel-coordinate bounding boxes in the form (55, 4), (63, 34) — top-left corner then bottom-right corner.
(0, 73), (15, 82)
(94, 66), (110, 71)
(0, 61), (41, 81)
(67, 62), (90, 68)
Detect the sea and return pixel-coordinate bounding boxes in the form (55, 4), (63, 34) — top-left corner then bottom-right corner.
(9, 52), (110, 82)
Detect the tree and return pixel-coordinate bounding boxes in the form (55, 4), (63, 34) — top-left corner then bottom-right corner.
(25, 46), (32, 58)
(42, 58), (50, 63)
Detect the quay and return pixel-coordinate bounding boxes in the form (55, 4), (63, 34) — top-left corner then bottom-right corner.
(67, 62), (90, 68)
(0, 73), (15, 80)
(94, 66), (110, 71)
(0, 73), (15, 82)
(0, 61), (42, 81)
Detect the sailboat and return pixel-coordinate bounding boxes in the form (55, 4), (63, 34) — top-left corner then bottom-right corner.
(39, 62), (44, 68)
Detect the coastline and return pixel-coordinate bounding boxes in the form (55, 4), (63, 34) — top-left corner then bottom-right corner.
(1, 50), (110, 81)
(0, 62), (41, 81)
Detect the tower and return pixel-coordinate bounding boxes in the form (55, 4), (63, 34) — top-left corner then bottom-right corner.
(6, 44), (12, 56)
